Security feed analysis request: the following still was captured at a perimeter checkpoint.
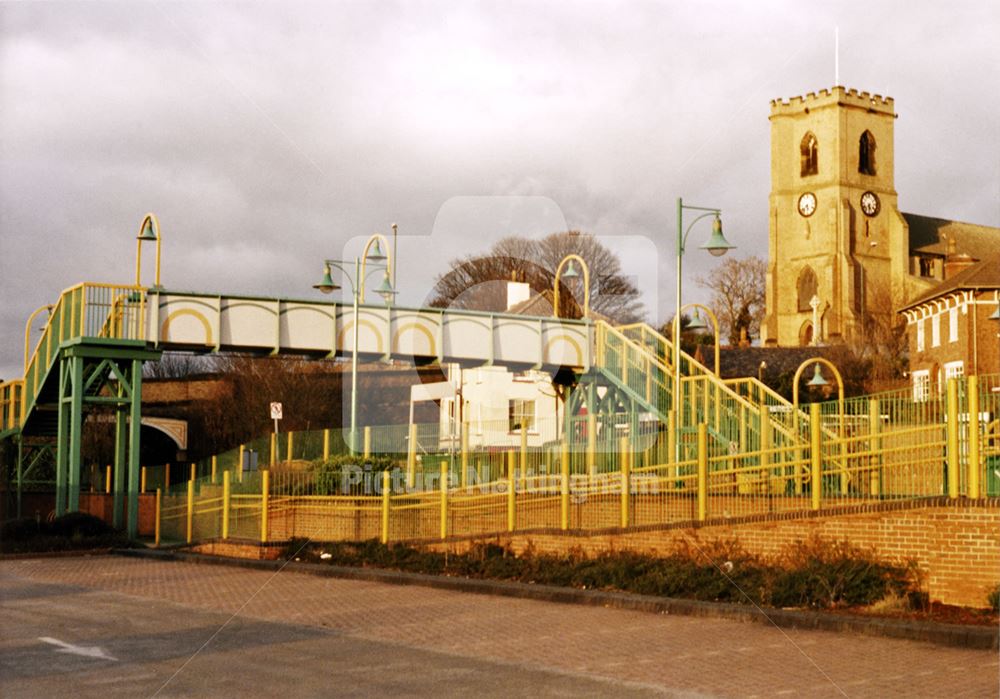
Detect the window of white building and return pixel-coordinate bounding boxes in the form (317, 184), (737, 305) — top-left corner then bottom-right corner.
(944, 361), (964, 382)
(508, 399), (535, 432)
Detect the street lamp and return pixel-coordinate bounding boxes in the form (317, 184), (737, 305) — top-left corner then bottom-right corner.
(553, 254), (590, 319)
(673, 303), (720, 377)
(313, 256), (395, 454)
(674, 198), (734, 463)
(359, 233), (394, 303)
(135, 213), (163, 289)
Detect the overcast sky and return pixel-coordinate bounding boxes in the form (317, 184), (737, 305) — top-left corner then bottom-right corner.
(1, 0), (998, 379)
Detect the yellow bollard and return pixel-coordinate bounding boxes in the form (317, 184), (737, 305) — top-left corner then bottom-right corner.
(946, 378), (960, 499)
(260, 469), (270, 543)
(560, 441), (570, 531)
(586, 413), (597, 480)
(810, 403), (822, 511)
(439, 461), (448, 540)
(186, 479), (194, 544)
(165, 462), (171, 490)
(620, 435), (630, 528)
(406, 423), (417, 489)
(154, 488), (161, 547)
(222, 471), (231, 540)
(381, 470), (391, 544)
(323, 429), (330, 461)
(667, 410), (677, 479)
(269, 433), (277, 467)
(211, 455), (217, 484)
(868, 399), (881, 497)
(461, 421), (469, 489)
(507, 457), (516, 532)
(696, 424), (707, 522)
(190, 462), (196, 482)
(520, 425), (528, 489)
(141, 466), (147, 494)
(105, 465), (112, 494)
(287, 430), (295, 462)
(363, 427), (371, 459)
(967, 376), (981, 499)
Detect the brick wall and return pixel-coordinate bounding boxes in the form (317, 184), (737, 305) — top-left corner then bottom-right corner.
(428, 498), (1000, 609)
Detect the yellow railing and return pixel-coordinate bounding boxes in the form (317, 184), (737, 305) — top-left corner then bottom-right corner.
(0, 380), (24, 432)
(18, 283), (146, 427)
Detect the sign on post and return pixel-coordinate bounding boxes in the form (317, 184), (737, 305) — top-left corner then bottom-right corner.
(270, 402), (282, 436)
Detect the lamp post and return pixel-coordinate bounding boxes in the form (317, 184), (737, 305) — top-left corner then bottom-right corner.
(674, 198), (734, 464)
(553, 254), (590, 319)
(135, 213), (162, 289)
(314, 256), (395, 454)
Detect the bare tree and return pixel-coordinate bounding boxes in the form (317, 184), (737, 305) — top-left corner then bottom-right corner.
(429, 231), (644, 323)
(143, 352), (217, 379)
(696, 256), (766, 345)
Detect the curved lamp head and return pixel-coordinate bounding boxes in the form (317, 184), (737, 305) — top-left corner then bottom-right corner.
(313, 264), (339, 294)
(375, 272), (397, 303)
(561, 260), (579, 279)
(367, 238), (387, 262)
(806, 364), (829, 387)
(686, 309), (708, 333)
(700, 215), (734, 258)
(137, 217), (158, 241)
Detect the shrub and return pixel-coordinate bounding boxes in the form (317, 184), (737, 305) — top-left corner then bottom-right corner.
(0, 513), (127, 554)
(989, 585), (1000, 612)
(309, 455), (399, 495)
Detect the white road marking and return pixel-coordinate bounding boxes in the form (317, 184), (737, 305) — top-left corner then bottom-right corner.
(38, 637), (118, 661)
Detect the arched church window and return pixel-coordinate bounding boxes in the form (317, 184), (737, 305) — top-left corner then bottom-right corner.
(797, 267), (817, 312)
(800, 132), (818, 176)
(859, 130), (877, 175)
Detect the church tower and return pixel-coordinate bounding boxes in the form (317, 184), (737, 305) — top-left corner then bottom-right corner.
(762, 87), (901, 347)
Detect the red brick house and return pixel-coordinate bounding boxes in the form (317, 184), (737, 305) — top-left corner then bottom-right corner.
(899, 251), (1000, 400)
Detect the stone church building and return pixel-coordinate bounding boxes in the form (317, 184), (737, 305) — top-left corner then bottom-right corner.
(760, 86), (999, 350)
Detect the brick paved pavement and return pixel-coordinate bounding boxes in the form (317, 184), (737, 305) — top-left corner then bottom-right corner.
(1, 556), (997, 697)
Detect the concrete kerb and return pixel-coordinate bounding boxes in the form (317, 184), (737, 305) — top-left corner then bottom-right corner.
(112, 548), (999, 651)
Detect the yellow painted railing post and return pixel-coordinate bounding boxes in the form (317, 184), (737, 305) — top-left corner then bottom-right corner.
(186, 479), (194, 544)
(810, 403), (822, 511)
(507, 458), (516, 532)
(586, 412), (597, 480)
(520, 425), (528, 489)
(407, 424), (417, 489)
(165, 462), (171, 490)
(260, 469), (270, 543)
(667, 409), (677, 481)
(140, 466), (147, 493)
(759, 408), (771, 475)
(620, 435), (630, 528)
(696, 424), (707, 522)
(868, 399), (881, 497)
(190, 462), (196, 482)
(222, 471), (230, 540)
(461, 421), (469, 489)
(967, 376), (981, 499)
(211, 455), (217, 484)
(507, 450), (517, 491)
(269, 433), (277, 467)
(287, 430), (295, 461)
(105, 465), (112, 494)
(439, 461), (448, 540)
(560, 441), (570, 530)
(381, 470), (390, 544)
(238, 444), (245, 474)
(946, 378), (960, 499)
(154, 488), (161, 547)
(363, 427), (371, 459)
(322, 429), (330, 461)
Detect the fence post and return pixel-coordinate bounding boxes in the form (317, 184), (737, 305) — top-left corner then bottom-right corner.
(105, 465), (112, 494)
(759, 407), (771, 476)
(260, 469), (270, 543)
(222, 470), (230, 540)
(586, 412), (597, 480)
(946, 378), (960, 499)
(140, 466), (147, 494)
(287, 430), (295, 462)
(211, 456), (217, 484)
(696, 424), (707, 522)
(407, 423), (417, 489)
(461, 421), (469, 489)
(667, 409), (677, 481)
(381, 470), (390, 544)
(868, 399), (881, 497)
(190, 462), (196, 482)
(363, 427), (371, 459)
(810, 403), (822, 511)
(507, 457), (516, 532)
(154, 487), (161, 547)
(439, 460), (448, 540)
(322, 429), (330, 461)
(237, 446), (244, 482)
(520, 425), (528, 489)
(620, 435), (630, 528)
(269, 433), (276, 467)
(186, 478), (194, 544)
(165, 462), (171, 490)
(967, 376), (981, 499)
(560, 441), (570, 530)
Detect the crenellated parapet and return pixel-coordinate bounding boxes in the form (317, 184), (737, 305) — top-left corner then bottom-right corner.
(770, 86), (895, 117)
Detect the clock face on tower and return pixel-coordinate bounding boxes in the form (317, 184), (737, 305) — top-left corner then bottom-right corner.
(797, 192), (817, 217)
(860, 191), (880, 217)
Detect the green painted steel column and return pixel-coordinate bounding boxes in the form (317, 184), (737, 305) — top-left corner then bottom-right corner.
(67, 356), (84, 513)
(126, 359), (143, 539)
(55, 360), (69, 517)
(15, 436), (23, 518)
(112, 406), (127, 529)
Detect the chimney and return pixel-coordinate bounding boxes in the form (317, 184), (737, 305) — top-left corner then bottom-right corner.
(943, 237), (977, 280)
